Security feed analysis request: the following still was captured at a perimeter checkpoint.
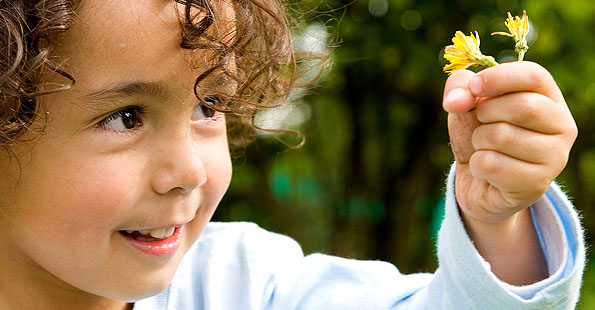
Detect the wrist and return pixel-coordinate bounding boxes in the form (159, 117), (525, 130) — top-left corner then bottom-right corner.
(461, 207), (527, 235)
(461, 207), (548, 285)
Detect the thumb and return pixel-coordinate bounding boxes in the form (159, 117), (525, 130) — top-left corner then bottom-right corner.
(443, 69), (477, 113)
(443, 70), (479, 164)
(448, 111), (480, 164)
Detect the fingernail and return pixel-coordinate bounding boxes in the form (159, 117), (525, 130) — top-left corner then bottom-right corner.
(469, 76), (483, 95)
(445, 88), (468, 103)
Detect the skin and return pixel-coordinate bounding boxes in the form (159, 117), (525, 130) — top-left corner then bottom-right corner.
(0, 0), (234, 309)
(443, 62), (577, 285)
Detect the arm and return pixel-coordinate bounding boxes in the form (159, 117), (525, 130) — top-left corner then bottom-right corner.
(421, 168), (586, 310)
(442, 62), (578, 285)
(462, 206), (547, 285)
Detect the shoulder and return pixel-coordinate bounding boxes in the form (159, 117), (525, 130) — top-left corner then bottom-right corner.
(197, 221), (302, 252)
(199, 221), (273, 238)
(180, 222), (304, 274)
(161, 222), (305, 308)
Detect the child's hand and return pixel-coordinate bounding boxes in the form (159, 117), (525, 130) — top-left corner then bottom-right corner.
(442, 62), (577, 285)
(443, 61), (577, 223)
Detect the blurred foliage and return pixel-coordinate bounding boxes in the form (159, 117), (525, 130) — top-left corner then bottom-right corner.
(214, 0), (594, 307)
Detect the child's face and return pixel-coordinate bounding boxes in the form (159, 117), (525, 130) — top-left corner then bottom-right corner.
(0, 0), (233, 303)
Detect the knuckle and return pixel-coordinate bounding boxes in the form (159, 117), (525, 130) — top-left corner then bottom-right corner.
(515, 93), (540, 121)
(470, 150), (499, 176)
(557, 157), (569, 175)
(534, 174), (552, 194)
(527, 63), (552, 93)
(553, 149), (570, 172)
(449, 68), (475, 80)
(543, 144), (569, 171)
(519, 174), (550, 203)
(445, 70), (475, 92)
(567, 122), (579, 141)
(489, 123), (514, 149)
(471, 127), (483, 149)
(473, 123), (514, 151)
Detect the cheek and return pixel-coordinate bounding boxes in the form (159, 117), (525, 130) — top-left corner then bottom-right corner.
(24, 157), (143, 236)
(68, 169), (137, 228)
(204, 140), (233, 203)
(211, 155), (232, 192)
(183, 138), (232, 226)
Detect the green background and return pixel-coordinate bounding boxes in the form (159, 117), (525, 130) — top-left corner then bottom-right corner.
(214, 0), (595, 307)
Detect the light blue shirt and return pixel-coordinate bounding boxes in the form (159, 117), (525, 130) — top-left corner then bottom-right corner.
(134, 167), (585, 309)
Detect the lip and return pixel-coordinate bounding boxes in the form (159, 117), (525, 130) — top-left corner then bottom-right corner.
(120, 226), (184, 257)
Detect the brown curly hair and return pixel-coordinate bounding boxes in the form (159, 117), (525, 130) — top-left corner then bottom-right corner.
(0, 0), (308, 151)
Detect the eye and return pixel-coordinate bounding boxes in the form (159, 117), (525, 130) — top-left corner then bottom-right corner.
(98, 106), (143, 131)
(192, 97), (218, 120)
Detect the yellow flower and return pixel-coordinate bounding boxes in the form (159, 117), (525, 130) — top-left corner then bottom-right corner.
(443, 31), (498, 75)
(492, 10), (530, 61)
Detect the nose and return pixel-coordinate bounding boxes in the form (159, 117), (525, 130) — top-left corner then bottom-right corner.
(150, 131), (206, 195)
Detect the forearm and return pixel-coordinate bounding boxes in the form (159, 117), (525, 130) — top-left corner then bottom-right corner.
(461, 207), (548, 285)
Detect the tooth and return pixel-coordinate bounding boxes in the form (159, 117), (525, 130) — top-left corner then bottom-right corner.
(126, 230), (134, 234)
(149, 228), (166, 239)
(139, 230), (150, 235)
(164, 227), (175, 238)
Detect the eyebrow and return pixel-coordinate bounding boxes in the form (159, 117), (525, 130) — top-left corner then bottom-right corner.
(80, 77), (236, 110)
(83, 81), (173, 104)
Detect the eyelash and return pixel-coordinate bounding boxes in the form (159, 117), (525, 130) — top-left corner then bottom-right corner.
(97, 105), (146, 133)
(96, 98), (221, 133)
(193, 96), (219, 120)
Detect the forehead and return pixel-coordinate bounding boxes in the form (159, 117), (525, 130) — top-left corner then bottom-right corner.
(50, 0), (235, 95)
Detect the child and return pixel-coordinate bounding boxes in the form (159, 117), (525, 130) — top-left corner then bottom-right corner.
(0, 0), (584, 309)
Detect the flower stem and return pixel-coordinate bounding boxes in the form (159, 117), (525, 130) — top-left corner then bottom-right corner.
(517, 49), (526, 61)
(478, 55), (499, 68)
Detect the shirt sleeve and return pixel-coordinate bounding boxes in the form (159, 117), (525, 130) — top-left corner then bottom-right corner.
(407, 163), (586, 310)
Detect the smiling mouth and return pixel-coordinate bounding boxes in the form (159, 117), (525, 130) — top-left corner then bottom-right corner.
(119, 226), (184, 257)
(119, 227), (177, 241)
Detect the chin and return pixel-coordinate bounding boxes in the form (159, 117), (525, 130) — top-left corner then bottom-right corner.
(108, 274), (176, 303)
(100, 260), (181, 303)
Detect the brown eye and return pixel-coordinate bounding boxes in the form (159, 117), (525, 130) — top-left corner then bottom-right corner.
(121, 109), (139, 128)
(99, 107), (143, 130)
(192, 97), (217, 120)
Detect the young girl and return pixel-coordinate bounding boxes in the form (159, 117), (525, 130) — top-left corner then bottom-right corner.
(0, 0), (584, 309)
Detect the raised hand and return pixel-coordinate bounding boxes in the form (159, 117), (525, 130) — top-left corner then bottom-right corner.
(442, 61), (577, 284)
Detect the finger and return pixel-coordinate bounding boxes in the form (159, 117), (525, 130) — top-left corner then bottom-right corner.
(468, 150), (553, 201)
(448, 111), (480, 164)
(475, 92), (573, 134)
(454, 165), (520, 219)
(443, 69), (476, 113)
(444, 70), (481, 164)
(468, 62), (564, 103)
(471, 122), (569, 164)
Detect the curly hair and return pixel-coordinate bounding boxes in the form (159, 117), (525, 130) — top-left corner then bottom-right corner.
(0, 0), (306, 151)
